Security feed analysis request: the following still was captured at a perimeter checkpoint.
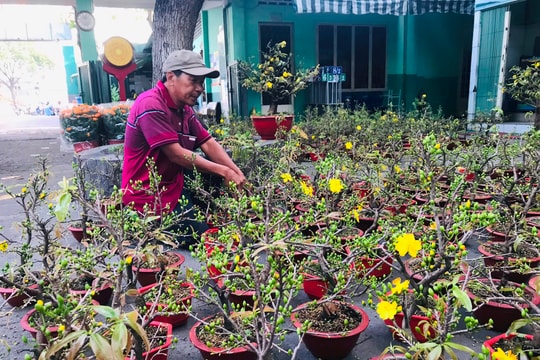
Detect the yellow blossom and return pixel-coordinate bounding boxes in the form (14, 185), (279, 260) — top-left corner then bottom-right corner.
(492, 348), (517, 360)
(390, 278), (410, 295)
(266, 81), (273, 89)
(429, 222), (437, 230)
(21, 187), (27, 193)
(394, 165), (401, 174)
(220, 118), (225, 123)
(345, 141), (353, 150)
(125, 256), (133, 265)
(351, 205), (363, 222)
(311, 135), (316, 140)
(37, 299), (44, 306)
(376, 300), (401, 320)
(48, 203), (53, 209)
(328, 178), (344, 194)
(435, 143), (441, 150)
(58, 324), (65, 332)
(280, 173), (293, 183)
(0, 241), (7, 252)
(279, 40), (287, 48)
(39, 192), (46, 199)
(395, 233), (422, 257)
(388, 135), (393, 140)
(465, 199), (471, 209)
(356, 125), (362, 131)
(535, 62), (540, 68)
(282, 71), (291, 78)
(300, 181), (314, 197)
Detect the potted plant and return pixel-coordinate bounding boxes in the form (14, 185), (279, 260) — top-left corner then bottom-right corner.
(59, 103), (102, 152)
(237, 40), (319, 139)
(100, 102), (131, 144)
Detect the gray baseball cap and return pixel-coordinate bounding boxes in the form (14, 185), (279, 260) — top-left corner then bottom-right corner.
(162, 50), (219, 78)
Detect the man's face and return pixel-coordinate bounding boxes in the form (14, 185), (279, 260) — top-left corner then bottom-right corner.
(168, 72), (205, 107)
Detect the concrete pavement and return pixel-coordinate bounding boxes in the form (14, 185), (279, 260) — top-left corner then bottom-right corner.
(0, 115), (499, 360)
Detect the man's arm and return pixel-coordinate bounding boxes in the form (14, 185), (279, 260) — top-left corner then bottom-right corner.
(161, 141), (246, 187)
(200, 137), (244, 177)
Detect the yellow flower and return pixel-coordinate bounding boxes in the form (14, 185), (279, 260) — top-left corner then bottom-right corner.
(125, 256), (133, 265)
(39, 192), (46, 199)
(36, 299), (44, 307)
(282, 71), (291, 78)
(266, 81), (273, 89)
(0, 241), (7, 252)
(394, 165), (401, 174)
(535, 62), (540, 68)
(220, 118), (225, 123)
(435, 143), (441, 150)
(58, 324), (65, 332)
(356, 125), (362, 131)
(351, 205), (363, 222)
(429, 222), (437, 230)
(328, 178), (344, 194)
(280, 173), (293, 183)
(465, 199), (471, 209)
(21, 187), (27, 194)
(279, 40), (287, 48)
(345, 141), (353, 150)
(376, 300), (401, 320)
(395, 233), (422, 257)
(390, 278), (410, 295)
(300, 181), (314, 197)
(492, 348), (517, 360)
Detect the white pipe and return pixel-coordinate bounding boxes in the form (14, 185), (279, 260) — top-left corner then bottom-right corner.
(496, 10), (512, 111)
(467, 11), (481, 122)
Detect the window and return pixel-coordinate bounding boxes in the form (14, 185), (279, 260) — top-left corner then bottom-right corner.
(259, 23), (292, 107)
(318, 25), (386, 90)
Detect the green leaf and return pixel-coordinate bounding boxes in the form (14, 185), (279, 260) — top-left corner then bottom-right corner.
(89, 333), (114, 360)
(507, 318), (531, 333)
(426, 345), (442, 360)
(38, 331), (86, 359)
(123, 311), (150, 351)
(54, 192), (72, 221)
(111, 323), (128, 360)
(445, 341), (477, 354)
(93, 305), (119, 320)
(452, 285), (472, 311)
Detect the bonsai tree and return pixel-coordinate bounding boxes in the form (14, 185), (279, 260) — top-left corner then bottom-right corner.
(506, 60), (540, 130)
(238, 41), (319, 115)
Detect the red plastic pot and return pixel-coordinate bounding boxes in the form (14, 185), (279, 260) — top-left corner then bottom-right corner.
(189, 315), (258, 360)
(0, 284), (38, 307)
(466, 278), (540, 332)
(383, 312), (438, 343)
(132, 251), (185, 287)
(20, 308), (59, 345)
(138, 282), (194, 328)
(124, 321), (173, 360)
(69, 282), (114, 305)
(302, 272), (329, 300)
(250, 115), (293, 140)
(291, 301), (370, 360)
(483, 332), (533, 355)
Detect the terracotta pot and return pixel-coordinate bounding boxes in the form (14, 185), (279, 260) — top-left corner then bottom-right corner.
(20, 308), (59, 345)
(0, 284), (38, 307)
(138, 282), (194, 328)
(484, 226), (509, 242)
(250, 115), (293, 140)
(383, 312), (438, 343)
(483, 332), (533, 355)
(291, 301), (370, 360)
(477, 241), (540, 284)
(189, 315), (258, 360)
(124, 321), (173, 360)
(347, 247), (393, 279)
(466, 278), (540, 332)
(68, 224), (94, 242)
(302, 272), (329, 300)
(69, 281), (114, 305)
(132, 252), (185, 287)
(526, 216), (540, 228)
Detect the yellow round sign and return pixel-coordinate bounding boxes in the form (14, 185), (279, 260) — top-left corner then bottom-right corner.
(103, 37), (134, 67)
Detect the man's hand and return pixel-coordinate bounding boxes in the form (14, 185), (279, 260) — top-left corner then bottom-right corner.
(224, 168), (247, 190)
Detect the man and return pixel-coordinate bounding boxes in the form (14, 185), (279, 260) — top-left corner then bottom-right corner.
(121, 49), (246, 246)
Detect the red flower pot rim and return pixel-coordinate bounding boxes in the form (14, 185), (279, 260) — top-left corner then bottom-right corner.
(290, 300), (370, 337)
(131, 251), (185, 273)
(125, 321), (173, 360)
(20, 308), (59, 336)
(465, 278), (540, 309)
(189, 314), (257, 355)
(483, 332), (533, 354)
(477, 241), (540, 264)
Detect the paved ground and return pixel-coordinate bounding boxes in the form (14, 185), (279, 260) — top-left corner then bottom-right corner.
(0, 115), (500, 359)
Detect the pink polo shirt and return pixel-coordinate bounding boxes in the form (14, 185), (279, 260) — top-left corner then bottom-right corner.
(121, 81), (211, 214)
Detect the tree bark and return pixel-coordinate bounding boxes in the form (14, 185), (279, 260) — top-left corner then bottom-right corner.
(152, 0), (204, 85)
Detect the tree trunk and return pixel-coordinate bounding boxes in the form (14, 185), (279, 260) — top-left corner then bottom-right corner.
(535, 99), (540, 131)
(151, 0), (204, 85)
(268, 103), (278, 116)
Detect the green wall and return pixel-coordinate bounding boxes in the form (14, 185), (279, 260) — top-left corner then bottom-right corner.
(217, 1), (473, 116)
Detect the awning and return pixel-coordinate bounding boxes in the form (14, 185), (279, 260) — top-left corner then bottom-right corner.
(294, 0), (474, 15)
